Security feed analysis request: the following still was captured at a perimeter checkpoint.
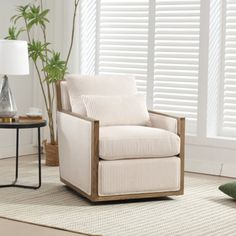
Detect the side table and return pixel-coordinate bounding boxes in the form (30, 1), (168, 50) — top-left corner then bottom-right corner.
(0, 120), (46, 189)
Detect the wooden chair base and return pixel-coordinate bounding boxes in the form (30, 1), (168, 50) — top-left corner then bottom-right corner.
(61, 177), (184, 203)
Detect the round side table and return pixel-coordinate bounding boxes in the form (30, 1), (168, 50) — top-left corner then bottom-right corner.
(0, 120), (46, 189)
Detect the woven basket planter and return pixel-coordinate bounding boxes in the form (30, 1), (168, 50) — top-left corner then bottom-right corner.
(44, 141), (59, 166)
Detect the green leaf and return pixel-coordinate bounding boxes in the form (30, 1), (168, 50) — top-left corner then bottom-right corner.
(5, 26), (25, 40)
(28, 40), (50, 62)
(27, 5), (50, 30)
(11, 4), (30, 24)
(43, 52), (67, 83)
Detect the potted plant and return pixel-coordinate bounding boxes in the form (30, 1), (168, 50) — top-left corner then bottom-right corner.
(6, 0), (80, 166)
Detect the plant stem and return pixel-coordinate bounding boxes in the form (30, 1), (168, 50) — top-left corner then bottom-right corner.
(40, 0), (55, 144)
(63, 0), (80, 78)
(35, 64), (50, 112)
(24, 18), (49, 114)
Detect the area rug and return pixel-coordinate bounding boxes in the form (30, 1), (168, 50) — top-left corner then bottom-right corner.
(0, 156), (236, 236)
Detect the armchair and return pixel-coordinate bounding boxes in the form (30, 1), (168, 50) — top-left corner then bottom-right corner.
(56, 75), (185, 202)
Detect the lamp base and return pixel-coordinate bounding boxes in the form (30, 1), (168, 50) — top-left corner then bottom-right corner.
(0, 117), (15, 123)
(0, 75), (17, 119)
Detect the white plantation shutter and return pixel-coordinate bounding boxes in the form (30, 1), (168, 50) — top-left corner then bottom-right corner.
(221, 0), (236, 136)
(79, 0), (201, 134)
(97, 0), (149, 93)
(79, 0), (97, 74)
(153, 0), (201, 133)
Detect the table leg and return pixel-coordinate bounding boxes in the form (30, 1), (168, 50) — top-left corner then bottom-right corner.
(0, 128), (42, 189)
(13, 128), (19, 184)
(36, 127), (41, 189)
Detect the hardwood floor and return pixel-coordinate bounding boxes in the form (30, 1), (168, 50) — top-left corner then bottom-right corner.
(0, 217), (86, 236)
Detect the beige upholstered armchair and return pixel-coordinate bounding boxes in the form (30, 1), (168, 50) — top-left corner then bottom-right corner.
(56, 75), (185, 202)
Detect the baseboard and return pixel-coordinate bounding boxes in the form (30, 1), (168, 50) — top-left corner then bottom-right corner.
(185, 159), (222, 175)
(185, 159), (236, 178)
(221, 164), (236, 178)
(0, 144), (37, 159)
(185, 143), (236, 178)
(185, 159), (222, 176)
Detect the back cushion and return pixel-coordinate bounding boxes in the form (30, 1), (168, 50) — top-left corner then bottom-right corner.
(66, 74), (137, 116)
(82, 94), (150, 126)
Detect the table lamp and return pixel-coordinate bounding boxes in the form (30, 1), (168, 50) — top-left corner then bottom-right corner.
(0, 40), (29, 122)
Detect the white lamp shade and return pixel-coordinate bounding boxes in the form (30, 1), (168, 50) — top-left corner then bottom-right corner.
(0, 40), (29, 75)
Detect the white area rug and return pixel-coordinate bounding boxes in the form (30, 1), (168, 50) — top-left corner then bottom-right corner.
(0, 156), (236, 236)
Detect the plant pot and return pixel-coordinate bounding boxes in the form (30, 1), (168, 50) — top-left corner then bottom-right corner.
(43, 140), (59, 166)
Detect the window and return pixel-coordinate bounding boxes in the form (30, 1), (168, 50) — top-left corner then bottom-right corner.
(98, 0), (149, 94)
(79, 0), (236, 138)
(79, 0), (201, 134)
(153, 0), (200, 133)
(79, 0), (97, 74)
(220, 0), (236, 137)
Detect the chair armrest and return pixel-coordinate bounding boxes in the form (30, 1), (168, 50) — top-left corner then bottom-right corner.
(57, 110), (99, 196)
(149, 110), (185, 193)
(148, 110), (185, 136)
(60, 109), (98, 123)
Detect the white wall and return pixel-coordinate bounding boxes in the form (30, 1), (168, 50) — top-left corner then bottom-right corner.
(0, 0), (40, 158)
(51, 0), (80, 73)
(0, 0), (76, 159)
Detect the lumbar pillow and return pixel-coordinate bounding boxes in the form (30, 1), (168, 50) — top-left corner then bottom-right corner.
(219, 181), (236, 199)
(66, 75), (137, 116)
(81, 94), (150, 126)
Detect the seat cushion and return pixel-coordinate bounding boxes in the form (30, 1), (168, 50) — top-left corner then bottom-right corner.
(99, 126), (180, 160)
